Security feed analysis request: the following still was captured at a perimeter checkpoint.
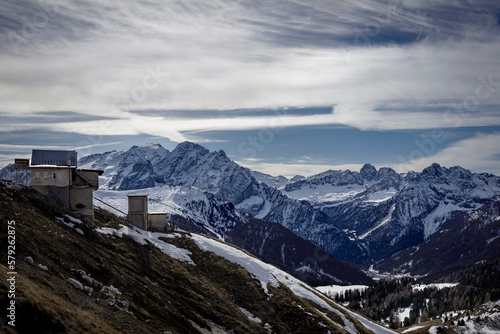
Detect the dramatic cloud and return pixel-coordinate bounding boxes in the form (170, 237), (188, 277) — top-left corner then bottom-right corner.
(1, 0), (499, 174)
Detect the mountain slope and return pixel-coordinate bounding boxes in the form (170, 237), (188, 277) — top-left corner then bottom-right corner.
(336, 256), (500, 332)
(94, 185), (373, 285)
(0, 182), (389, 334)
(378, 200), (500, 275)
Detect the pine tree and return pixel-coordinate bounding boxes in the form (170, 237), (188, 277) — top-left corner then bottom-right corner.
(421, 309), (429, 323)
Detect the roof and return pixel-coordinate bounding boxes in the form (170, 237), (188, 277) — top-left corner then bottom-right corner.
(79, 169), (104, 175)
(30, 165), (74, 169)
(31, 150), (77, 167)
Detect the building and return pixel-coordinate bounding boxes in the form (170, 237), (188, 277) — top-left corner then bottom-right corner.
(30, 149), (103, 218)
(127, 194), (149, 230)
(149, 212), (168, 230)
(127, 194), (168, 230)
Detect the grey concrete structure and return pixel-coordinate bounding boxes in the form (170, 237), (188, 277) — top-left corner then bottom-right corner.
(127, 194), (149, 230)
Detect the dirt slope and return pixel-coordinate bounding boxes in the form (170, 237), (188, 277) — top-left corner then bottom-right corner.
(0, 183), (379, 334)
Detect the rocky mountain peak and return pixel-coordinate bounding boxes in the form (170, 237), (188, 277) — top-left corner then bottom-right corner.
(360, 163), (377, 181)
(422, 163), (445, 177)
(213, 149), (230, 163)
(174, 141), (209, 156)
(290, 175), (305, 182)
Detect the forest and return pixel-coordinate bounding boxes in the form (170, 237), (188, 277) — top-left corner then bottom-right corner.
(331, 255), (500, 329)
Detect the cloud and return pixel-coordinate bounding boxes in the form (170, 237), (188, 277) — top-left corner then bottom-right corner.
(240, 131), (500, 177)
(396, 132), (500, 175)
(236, 159), (365, 178)
(1, 0), (500, 173)
(0, 142), (123, 152)
(1, 0), (500, 115)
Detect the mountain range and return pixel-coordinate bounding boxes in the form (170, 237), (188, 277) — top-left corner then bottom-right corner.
(78, 142), (500, 268)
(3, 141), (500, 278)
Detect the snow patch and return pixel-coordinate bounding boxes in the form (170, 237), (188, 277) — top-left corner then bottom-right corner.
(402, 326), (424, 333)
(359, 204), (396, 240)
(64, 214), (83, 224)
(283, 183), (366, 204)
(365, 188), (398, 203)
(413, 283), (459, 291)
(55, 216), (84, 235)
(316, 285), (368, 297)
(37, 264), (48, 271)
(239, 307), (262, 323)
(68, 278), (83, 290)
(235, 195), (264, 211)
(94, 225), (194, 265)
(422, 203), (466, 239)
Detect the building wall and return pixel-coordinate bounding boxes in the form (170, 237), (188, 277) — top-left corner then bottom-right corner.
(128, 195), (148, 230)
(149, 213), (167, 230)
(31, 167), (72, 187)
(73, 170), (100, 187)
(69, 187), (94, 217)
(129, 213), (148, 230)
(31, 167), (99, 218)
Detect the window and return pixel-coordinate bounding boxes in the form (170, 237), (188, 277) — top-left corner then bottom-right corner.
(52, 172), (57, 179)
(43, 172), (49, 179)
(35, 172), (40, 179)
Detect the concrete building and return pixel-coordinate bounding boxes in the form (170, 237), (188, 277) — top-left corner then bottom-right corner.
(148, 212), (168, 230)
(127, 194), (169, 230)
(127, 194), (149, 230)
(30, 150), (103, 218)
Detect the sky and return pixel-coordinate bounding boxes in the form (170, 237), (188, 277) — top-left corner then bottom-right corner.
(1, 0), (500, 177)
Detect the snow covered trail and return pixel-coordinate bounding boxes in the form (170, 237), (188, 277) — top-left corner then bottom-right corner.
(336, 303), (397, 334)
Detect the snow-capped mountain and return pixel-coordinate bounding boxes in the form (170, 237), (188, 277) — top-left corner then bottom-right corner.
(78, 143), (169, 190)
(95, 185), (241, 237)
(282, 163), (401, 205)
(0, 163), (30, 185)
(251, 170), (289, 189)
(79, 142), (500, 266)
(80, 142), (363, 260)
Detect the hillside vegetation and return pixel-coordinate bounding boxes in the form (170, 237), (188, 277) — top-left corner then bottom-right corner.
(0, 182), (384, 334)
